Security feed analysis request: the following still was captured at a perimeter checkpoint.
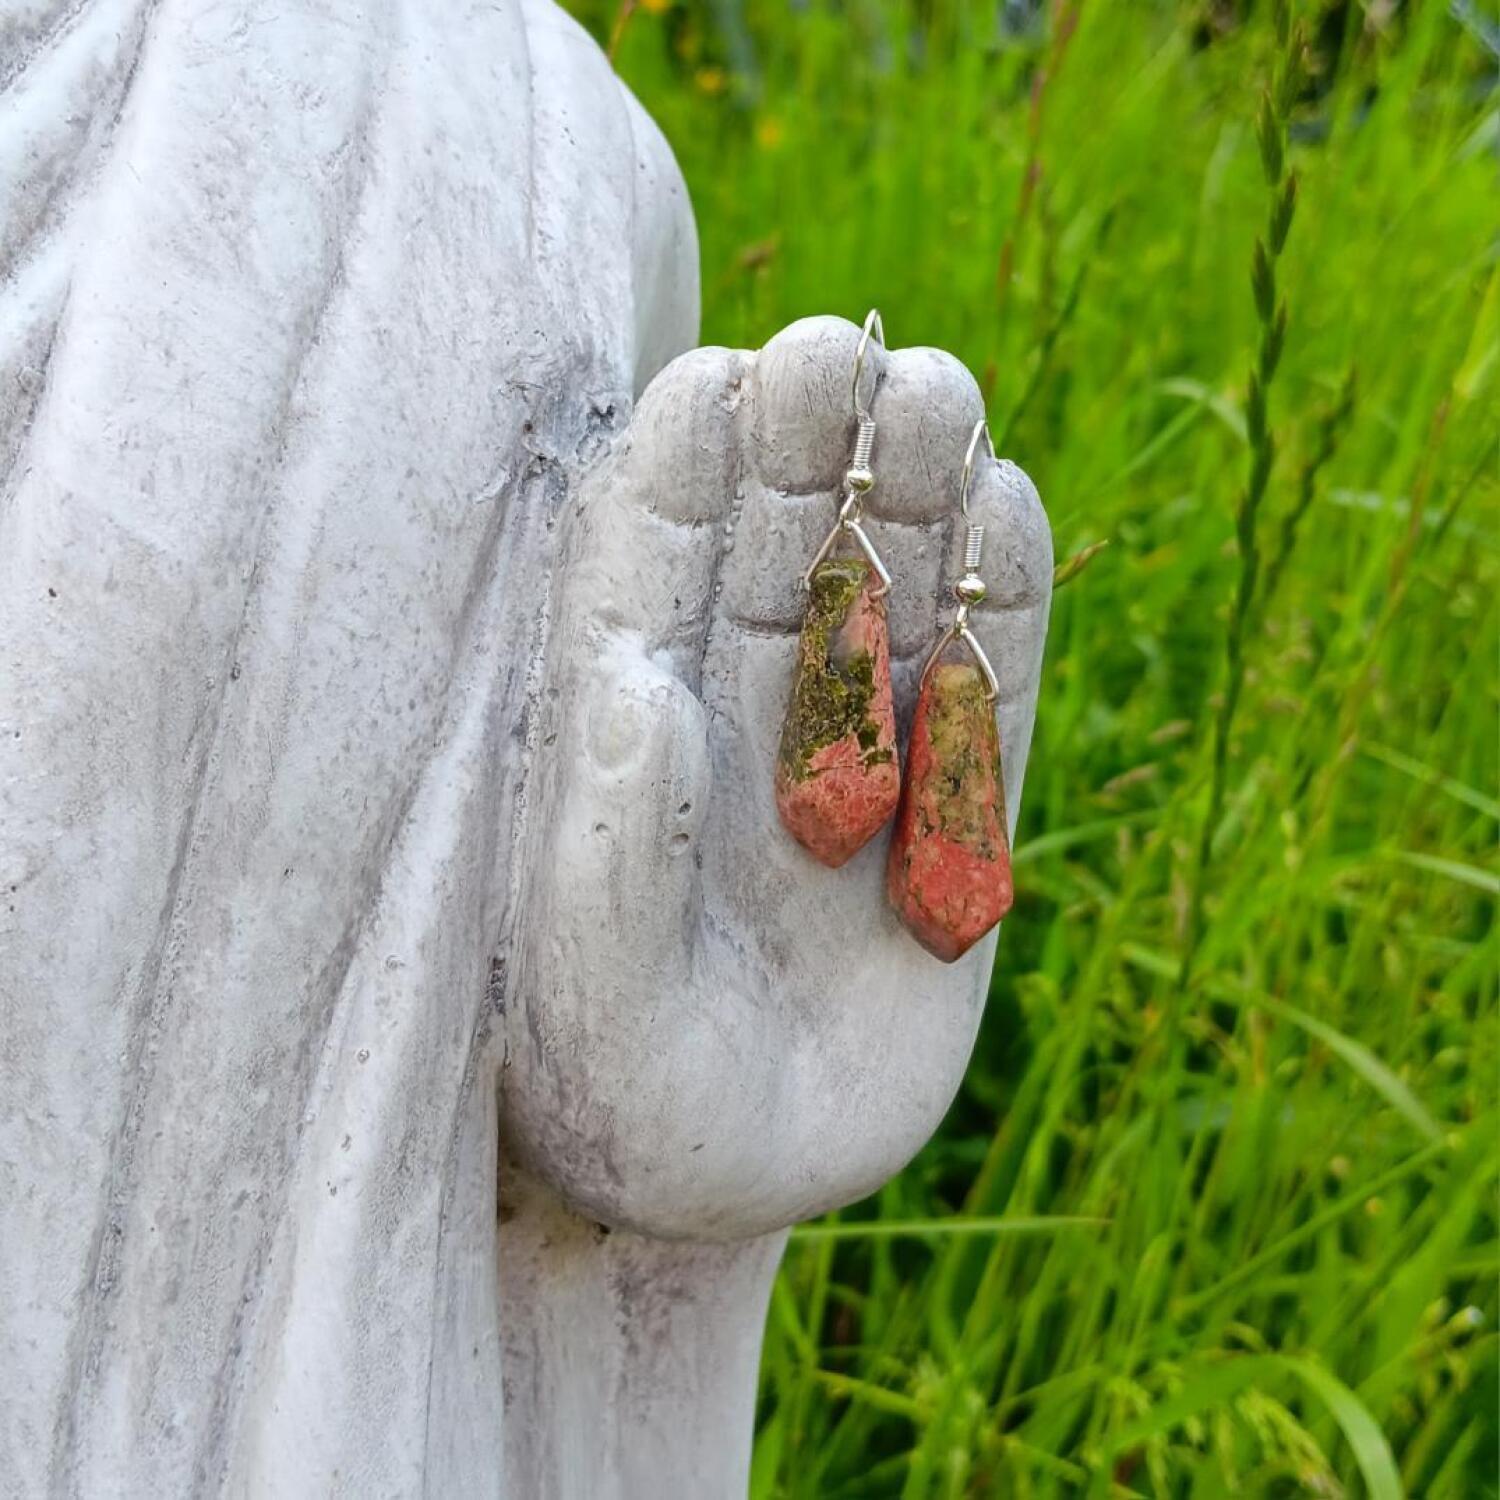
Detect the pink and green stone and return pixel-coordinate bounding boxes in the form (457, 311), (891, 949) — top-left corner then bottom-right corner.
(886, 660), (1013, 962)
(775, 558), (899, 867)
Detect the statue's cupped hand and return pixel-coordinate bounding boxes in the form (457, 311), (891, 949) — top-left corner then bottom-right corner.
(505, 316), (1053, 1241)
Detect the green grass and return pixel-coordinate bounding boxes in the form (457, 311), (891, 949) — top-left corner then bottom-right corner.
(567, 0), (1498, 1493)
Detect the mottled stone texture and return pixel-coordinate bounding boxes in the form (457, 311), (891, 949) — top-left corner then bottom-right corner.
(887, 662), (1014, 962)
(775, 558), (900, 866)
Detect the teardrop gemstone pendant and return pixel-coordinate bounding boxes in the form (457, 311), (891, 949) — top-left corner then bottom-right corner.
(886, 660), (1013, 961)
(775, 557), (900, 868)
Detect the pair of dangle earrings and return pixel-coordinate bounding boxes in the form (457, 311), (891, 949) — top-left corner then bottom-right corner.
(774, 311), (1015, 963)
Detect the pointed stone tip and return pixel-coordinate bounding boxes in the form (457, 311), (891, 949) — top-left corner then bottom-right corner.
(886, 837), (1014, 959)
(776, 749), (900, 867)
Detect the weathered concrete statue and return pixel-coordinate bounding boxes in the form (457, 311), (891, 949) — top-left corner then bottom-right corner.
(0, 1), (1051, 1494)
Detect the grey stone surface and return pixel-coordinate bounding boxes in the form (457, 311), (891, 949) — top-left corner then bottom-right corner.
(0, 2), (1050, 1495)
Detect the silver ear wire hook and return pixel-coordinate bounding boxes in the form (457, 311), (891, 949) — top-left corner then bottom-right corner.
(960, 417), (993, 523)
(851, 309), (884, 423)
(802, 309), (893, 597)
(920, 418), (1001, 703)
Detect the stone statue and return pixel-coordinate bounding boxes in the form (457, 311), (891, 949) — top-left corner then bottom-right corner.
(0, 1), (1051, 1495)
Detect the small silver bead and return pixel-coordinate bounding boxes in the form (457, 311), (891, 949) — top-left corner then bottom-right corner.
(845, 465), (875, 494)
(954, 574), (987, 605)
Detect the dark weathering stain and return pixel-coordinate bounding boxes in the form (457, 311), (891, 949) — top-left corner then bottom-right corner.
(487, 955), (507, 1016)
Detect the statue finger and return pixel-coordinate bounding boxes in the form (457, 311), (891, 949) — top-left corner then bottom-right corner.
(570, 345), (747, 687)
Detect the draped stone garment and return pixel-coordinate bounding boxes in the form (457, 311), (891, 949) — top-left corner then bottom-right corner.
(0, 2), (695, 1492)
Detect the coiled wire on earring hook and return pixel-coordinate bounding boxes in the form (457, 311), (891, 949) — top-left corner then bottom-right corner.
(919, 419), (1001, 703)
(802, 309), (893, 595)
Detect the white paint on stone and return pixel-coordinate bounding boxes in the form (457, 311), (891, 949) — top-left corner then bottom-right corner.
(0, 2), (1049, 1495)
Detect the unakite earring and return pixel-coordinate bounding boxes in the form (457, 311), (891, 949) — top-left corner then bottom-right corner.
(887, 419), (1014, 961)
(774, 311), (900, 868)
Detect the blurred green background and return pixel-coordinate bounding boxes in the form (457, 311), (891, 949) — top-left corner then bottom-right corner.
(565, 0), (1497, 1493)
